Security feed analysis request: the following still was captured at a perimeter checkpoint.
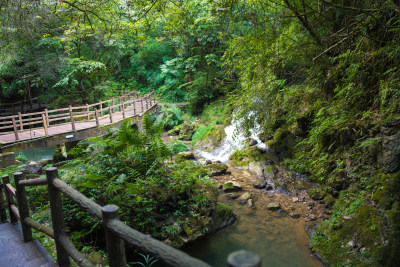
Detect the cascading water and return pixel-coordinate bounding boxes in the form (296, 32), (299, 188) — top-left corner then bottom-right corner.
(196, 117), (268, 162)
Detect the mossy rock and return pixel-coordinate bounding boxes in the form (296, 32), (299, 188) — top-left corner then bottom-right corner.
(308, 188), (326, 200)
(193, 127), (226, 151)
(268, 127), (295, 156)
(175, 152), (195, 163)
(212, 203), (236, 231)
(229, 146), (266, 167)
(372, 172), (400, 210)
(323, 194), (335, 208)
(311, 201), (391, 266)
(168, 124), (183, 136)
(201, 163), (229, 177)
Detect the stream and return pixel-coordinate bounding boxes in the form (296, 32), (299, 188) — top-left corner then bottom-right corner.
(181, 119), (324, 266)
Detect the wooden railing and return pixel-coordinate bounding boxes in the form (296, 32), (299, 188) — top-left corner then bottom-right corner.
(0, 91), (157, 141)
(0, 168), (262, 267)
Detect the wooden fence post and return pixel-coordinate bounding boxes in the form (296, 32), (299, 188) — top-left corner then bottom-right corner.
(46, 167), (71, 267)
(0, 180), (8, 223)
(1, 175), (18, 223)
(146, 96), (149, 110)
(122, 103), (125, 119)
(112, 98), (115, 113)
(109, 107), (113, 123)
(141, 99), (144, 113)
(69, 105), (75, 131)
(14, 172), (33, 242)
(94, 109), (99, 127)
(45, 108), (49, 127)
(18, 112), (23, 130)
(133, 100), (136, 115)
(227, 250), (261, 267)
(102, 205), (127, 267)
(86, 104), (90, 120)
(12, 117), (19, 140)
(100, 102), (103, 117)
(42, 114), (48, 136)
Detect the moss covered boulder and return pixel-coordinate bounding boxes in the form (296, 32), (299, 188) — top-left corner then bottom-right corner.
(175, 152), (196, 163)
(193, 127), (226, 151)
(201, 163), (229, 177)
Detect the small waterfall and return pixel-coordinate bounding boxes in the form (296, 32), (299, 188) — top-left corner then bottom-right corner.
(196, 118), (268, 162)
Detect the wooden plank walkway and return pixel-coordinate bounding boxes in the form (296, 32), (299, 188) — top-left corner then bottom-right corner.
(0, 91), (156, 147)
(0, 222), (55, 267)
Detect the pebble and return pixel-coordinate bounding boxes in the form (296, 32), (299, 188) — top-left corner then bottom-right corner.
(290, 213), (301, 219)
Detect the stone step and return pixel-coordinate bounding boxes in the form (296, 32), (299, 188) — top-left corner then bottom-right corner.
(0, 222), (55, 267)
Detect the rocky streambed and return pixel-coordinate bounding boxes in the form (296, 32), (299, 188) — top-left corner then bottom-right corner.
(181, 157), (327, 267)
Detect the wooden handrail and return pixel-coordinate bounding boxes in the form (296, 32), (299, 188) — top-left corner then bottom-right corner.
(0, 168), (261, 267)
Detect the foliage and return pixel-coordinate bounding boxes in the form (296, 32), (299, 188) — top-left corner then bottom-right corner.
(154, 104), (184, 130)
(170, 140), (189, 155)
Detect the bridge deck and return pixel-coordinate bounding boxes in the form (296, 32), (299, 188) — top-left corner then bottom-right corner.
(0, 98), (154, 146)
(0, 222), (55, 267)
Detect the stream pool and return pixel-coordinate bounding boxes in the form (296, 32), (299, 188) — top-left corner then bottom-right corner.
(183, 193), (323, 267)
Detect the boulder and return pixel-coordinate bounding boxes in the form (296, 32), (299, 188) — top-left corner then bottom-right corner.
(248, 162), (265, 177)
(248, 138), (258, 146)
(202, 163), (228, 177)
(267, 202), (281, 211)
(238, 192), (251, 203)
(223, 181), (242, 192)
(253, 179), (267, 189)
(175, 152), (196, 163)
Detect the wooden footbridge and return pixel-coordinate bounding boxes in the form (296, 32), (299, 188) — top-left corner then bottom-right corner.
(0, 91), (157, 153)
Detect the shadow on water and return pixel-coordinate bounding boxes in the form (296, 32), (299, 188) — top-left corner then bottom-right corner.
(182, 194), (323, 267)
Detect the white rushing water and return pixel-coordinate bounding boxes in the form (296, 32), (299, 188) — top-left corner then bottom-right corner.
(196, 118), (268, 162)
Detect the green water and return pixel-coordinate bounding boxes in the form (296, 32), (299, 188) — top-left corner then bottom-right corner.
(19, 146), (55, 162)
(183, 195), (323, 267)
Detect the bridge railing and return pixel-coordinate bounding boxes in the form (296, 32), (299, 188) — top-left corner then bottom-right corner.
(0, 168), (261, 267)
(0, 91), (157, 141)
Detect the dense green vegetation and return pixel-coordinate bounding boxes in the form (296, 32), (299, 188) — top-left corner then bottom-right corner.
(2, 0), (400, 266)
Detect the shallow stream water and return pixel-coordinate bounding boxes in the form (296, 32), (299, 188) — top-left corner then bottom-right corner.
(182, 164), (323, 267)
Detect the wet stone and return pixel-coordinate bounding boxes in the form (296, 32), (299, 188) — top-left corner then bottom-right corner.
(267, 202), (281, 211)
(290, 213), (301, 219)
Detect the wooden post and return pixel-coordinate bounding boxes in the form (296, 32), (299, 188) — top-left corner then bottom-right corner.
(42, 114), (48, 136)
(69, 105), (75, 131)
(122, 103), (125, 119)
(14, 172), (33, 242)
(112, 98), (115, 113)
(18, 112), (23, 130)
(102, 205), (127, 267)
(146, 96), (149, 110)
(12, 117), (19, 140)
(141, 99), (144, 113)
(0, 180), (8, 223)
(109, 107), (113, 123)
(2, 175), (18, 223)
(133, 100), (136, 115)
(94, 108), (99, 127)
(153, 91), (156, 104)
(46, 167), (71, 267)
(100, 102), (103, 117)
(86, 104), (90, 120)
(45, 108), (49, 127)
(227, 250), (261, 267)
